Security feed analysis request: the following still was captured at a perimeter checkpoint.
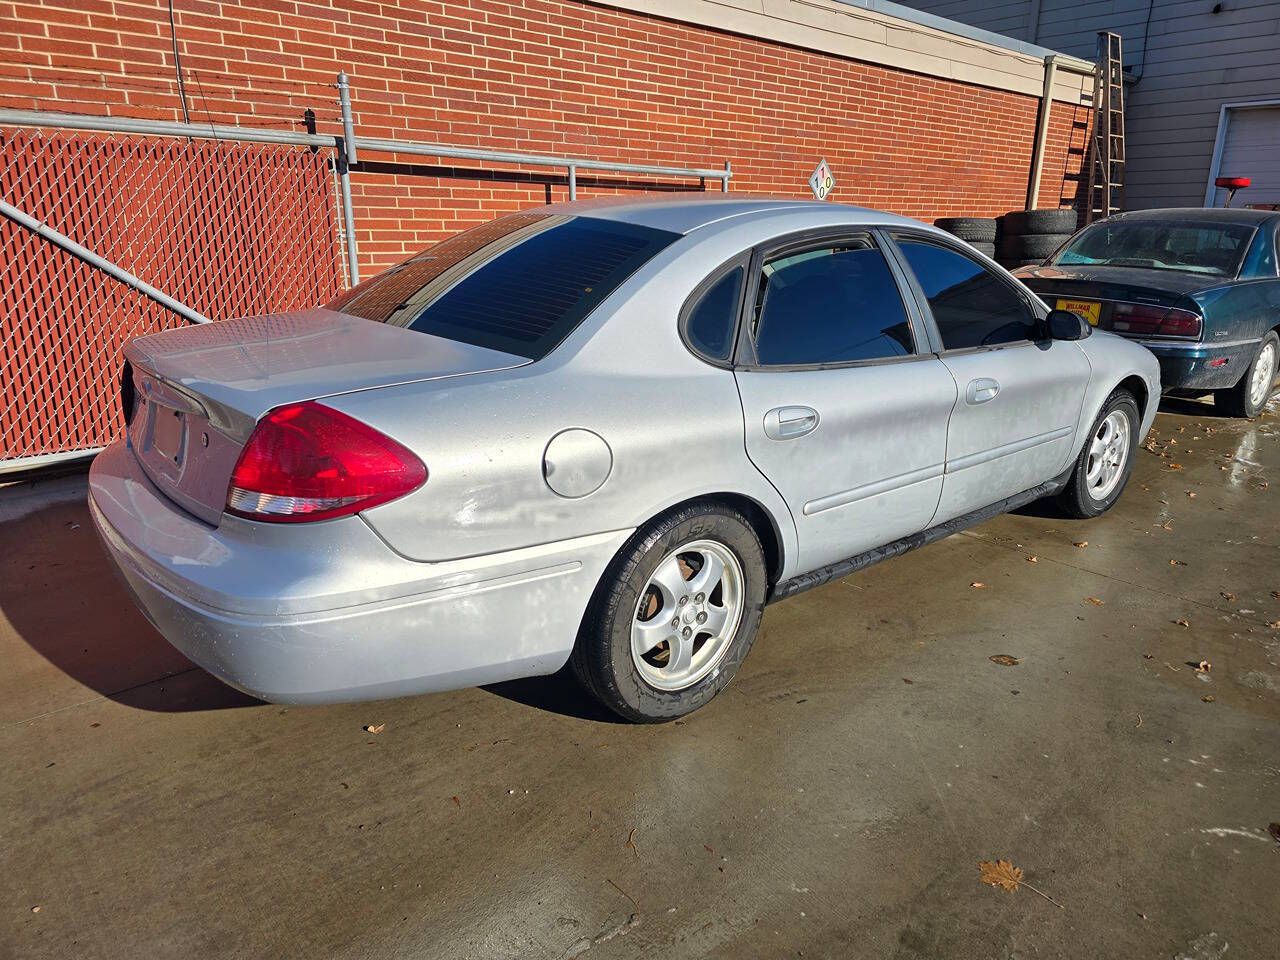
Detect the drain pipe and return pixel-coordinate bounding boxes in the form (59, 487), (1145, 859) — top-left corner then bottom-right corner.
(1, 198), (211, 324)
(1026, 55), (1059, 210)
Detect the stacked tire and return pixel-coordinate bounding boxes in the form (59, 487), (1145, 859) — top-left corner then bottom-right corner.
(934, 217), (996, 259)
(997, 208), (1078, 269)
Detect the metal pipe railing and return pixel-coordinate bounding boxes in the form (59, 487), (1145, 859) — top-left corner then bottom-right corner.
(0, 198), (212, 325)
(0, 108), (734, 184)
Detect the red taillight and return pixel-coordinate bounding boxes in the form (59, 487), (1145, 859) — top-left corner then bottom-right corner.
(226, 402), (426, 523)
(1110, 302), (1202, 339)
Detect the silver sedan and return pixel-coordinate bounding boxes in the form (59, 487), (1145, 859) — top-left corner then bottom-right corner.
(90, 198), (1160, 722)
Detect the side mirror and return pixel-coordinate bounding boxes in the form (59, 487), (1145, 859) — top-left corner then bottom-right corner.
(1045, 308), (1092, 341)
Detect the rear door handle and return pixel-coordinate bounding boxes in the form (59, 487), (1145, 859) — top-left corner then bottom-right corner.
(763, 405), (820, 440)
(966, 378), (1000, 405)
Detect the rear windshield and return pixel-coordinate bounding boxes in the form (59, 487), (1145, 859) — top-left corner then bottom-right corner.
(1051, 220), (1255, 277)
(328, 214), (679, 359)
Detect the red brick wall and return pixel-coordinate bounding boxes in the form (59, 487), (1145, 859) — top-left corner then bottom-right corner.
(1, 0), (1088, 275)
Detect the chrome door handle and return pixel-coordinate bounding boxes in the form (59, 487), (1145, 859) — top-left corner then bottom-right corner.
(966, 378), (1000, 405)
(763, 405), (820, 440)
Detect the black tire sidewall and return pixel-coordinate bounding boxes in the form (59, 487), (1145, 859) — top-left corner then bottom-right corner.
(580, 504), (767, 722)
(1066, 392), (1140, 517)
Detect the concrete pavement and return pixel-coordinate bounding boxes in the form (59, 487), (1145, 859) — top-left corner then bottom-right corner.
(3, 396), (1278, 959)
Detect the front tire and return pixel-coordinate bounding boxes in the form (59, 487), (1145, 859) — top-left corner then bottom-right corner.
(571, 502), (767, 723)
(1215, 331), (1278, 418)
(1057, 390), (1140, 519)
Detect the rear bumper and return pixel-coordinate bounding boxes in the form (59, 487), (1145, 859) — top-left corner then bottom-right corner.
(89, 440), (630, 704)
(1135, 337), (1258, 392)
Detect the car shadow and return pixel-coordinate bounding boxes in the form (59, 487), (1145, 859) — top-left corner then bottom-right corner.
(1156, 394), (1232, 418)
(1, 476), (261, 717)
(483, 668), (629, 724)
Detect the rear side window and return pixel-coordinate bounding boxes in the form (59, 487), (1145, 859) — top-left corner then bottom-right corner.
(683, 265), (744, 362)
(750, 235), (914, 366)
(894, 238), (1037, 349)
(328, 214), (679, 360)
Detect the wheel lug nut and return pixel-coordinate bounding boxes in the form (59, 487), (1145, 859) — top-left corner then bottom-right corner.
(682, 626), (692, 639)
(696, 612), (707, 624)
(671, 617), (680, 627)
(695, 593), (705, 603)
(679, 595), (688, 605)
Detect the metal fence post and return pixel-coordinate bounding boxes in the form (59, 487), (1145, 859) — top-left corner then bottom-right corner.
(336, 72), (360, 286)
(568, 164), (577, 200)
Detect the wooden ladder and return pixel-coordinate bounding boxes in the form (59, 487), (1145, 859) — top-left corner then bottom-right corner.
(1085, 31), (1125, 224)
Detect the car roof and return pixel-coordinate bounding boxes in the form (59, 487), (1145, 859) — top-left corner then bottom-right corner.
(1100, 207), (1280, 228)
(542, 194), (930, 235)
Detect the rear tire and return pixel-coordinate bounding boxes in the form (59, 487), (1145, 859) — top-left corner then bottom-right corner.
(1057, 390), (1140, 519)
(571, 502), (767, 723)
(1214, 331), (1278, 418)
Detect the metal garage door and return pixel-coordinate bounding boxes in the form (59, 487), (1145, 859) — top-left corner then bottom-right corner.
(1212, 106), (1280, 207)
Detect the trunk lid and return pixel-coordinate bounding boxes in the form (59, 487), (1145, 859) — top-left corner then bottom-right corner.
(1008, 264), (1208, 340)
(1014, 264), (1212, 335)
(122, 308), (526, 525)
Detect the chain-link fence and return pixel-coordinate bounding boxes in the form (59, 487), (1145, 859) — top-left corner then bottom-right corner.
(0, 128), (342, 466)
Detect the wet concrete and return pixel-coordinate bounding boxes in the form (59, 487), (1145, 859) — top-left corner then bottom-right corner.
(2, 396), (1278, 960)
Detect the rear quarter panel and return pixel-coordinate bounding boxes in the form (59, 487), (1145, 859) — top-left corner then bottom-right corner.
(1193, 278), (1280, 347)
(326, 226), (799, 573)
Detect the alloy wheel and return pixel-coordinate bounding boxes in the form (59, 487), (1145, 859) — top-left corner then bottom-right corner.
(1249, 341), (1276, 410)
(631, 539), (744, 692)
(1086, 409), (1130, 500)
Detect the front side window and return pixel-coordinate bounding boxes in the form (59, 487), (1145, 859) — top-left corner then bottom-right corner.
(750, 235), (914, 366)
(328, 214), (679, 360)
(1051, 220), (1255, 277)
(895, 238), (1037, 350)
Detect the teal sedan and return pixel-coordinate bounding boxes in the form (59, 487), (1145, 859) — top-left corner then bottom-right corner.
(1015, 208), (1280, 418)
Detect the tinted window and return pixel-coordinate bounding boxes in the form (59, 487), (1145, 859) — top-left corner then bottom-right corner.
(751, 237), (914, 366)
(684, 265), (744, 362)
(895, 239), (1036, 349)
(1239, 225), (1278, 278)
(328, 214), (679, 359)
(1051, 220), (1255, 277)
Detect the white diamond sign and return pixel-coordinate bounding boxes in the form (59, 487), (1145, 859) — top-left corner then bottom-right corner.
(808, 158), (835, 200)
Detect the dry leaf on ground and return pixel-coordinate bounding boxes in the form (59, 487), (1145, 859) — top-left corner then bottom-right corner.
(1187, 491), (1197, 498)
(978, 860), (1063, 908)
(364, 723), (386, 734)
(1073, 541), (1088, 548)
(1220, 591), (1235, 601)
(625, 827), (638, 857)
(1026, 555), (1038, 563)
(980, 859), (1023, 892)
(990, 655), (1021, 666)
(1202, 695), (1217, 703)
(1170, 559), (1188, 566)
(1175, 618), (1190, 628)
(1267, 620), (1280, 629)
(971, 581), (985, 589)
(1086, 596), (1104, 605)
(1195, 660), (1211, 672)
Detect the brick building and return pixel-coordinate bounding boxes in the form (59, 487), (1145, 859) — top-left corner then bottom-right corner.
(1, 0), (1096, 465)
(3, 0), (1095, 274)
